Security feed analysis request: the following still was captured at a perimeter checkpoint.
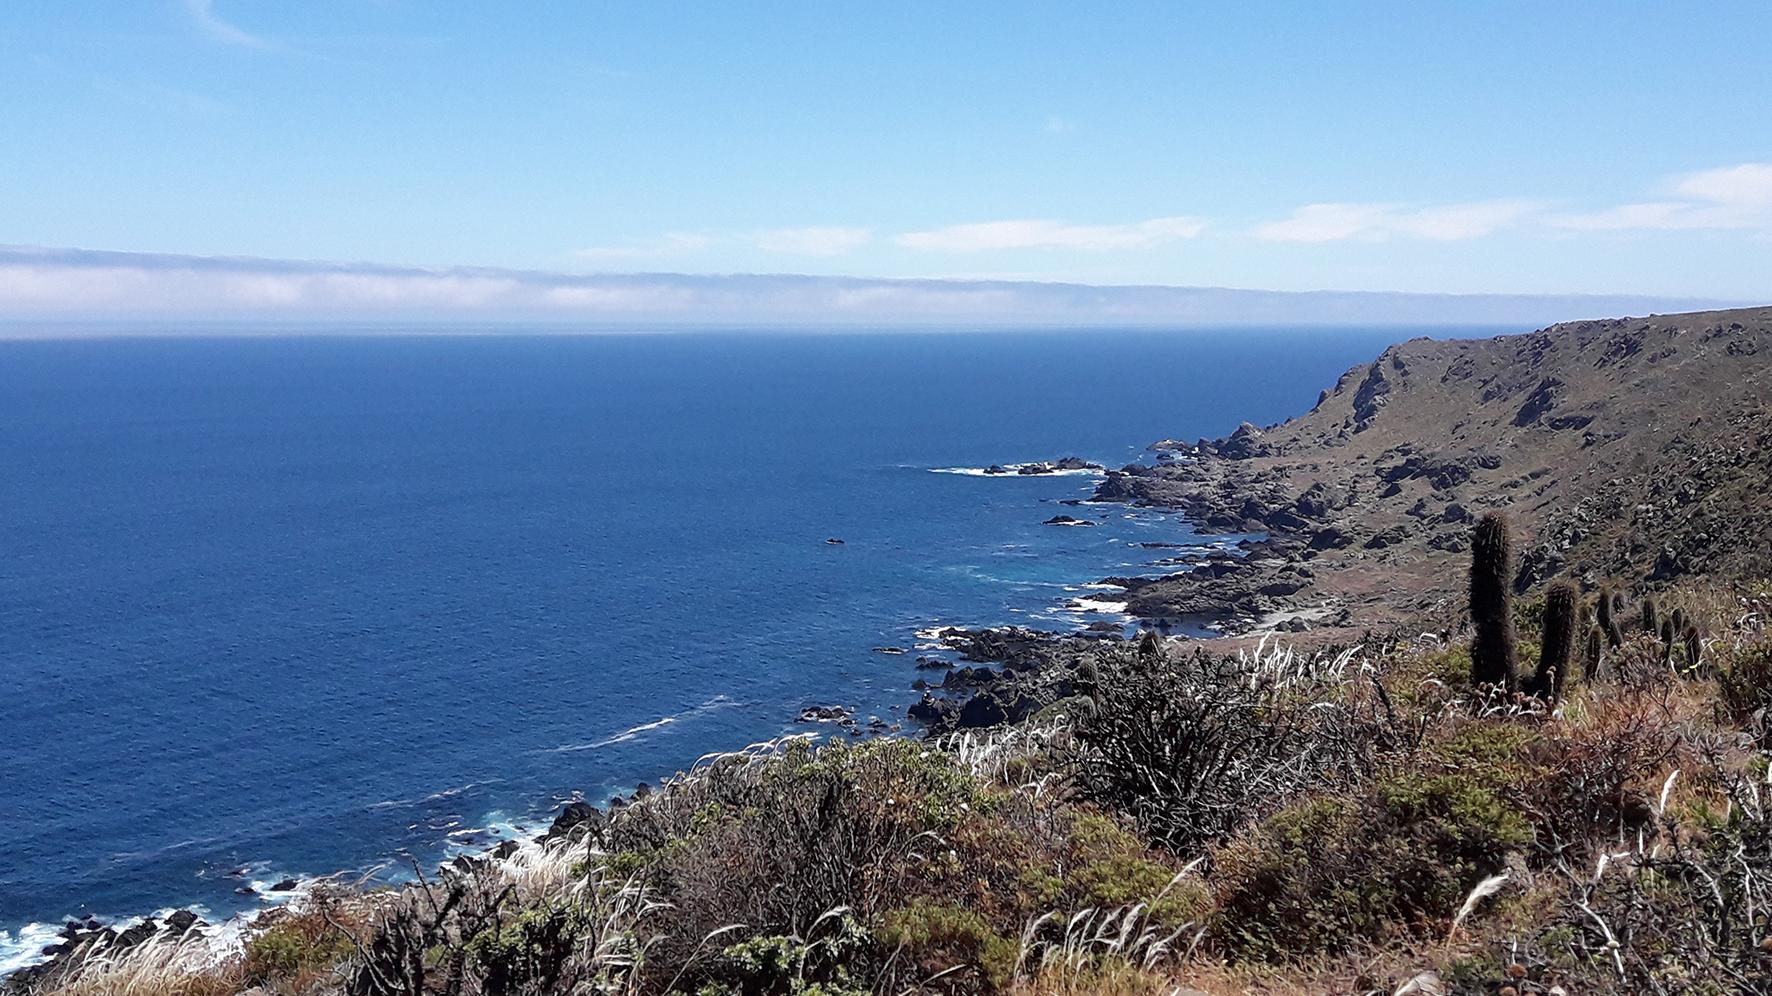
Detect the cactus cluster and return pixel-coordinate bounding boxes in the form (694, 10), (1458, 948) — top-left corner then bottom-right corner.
(1462, 512), (1717, 695)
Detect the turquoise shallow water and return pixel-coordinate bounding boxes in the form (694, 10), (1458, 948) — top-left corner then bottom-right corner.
(0, 326), (1428, 966)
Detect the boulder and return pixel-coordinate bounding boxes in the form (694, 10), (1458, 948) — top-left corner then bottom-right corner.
(908, 693), (955, 725)
(1365, 525), (1409, 549)
(543, 801), (601, 842)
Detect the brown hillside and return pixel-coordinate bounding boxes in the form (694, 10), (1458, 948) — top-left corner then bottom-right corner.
(1095, 305), (1772, 636)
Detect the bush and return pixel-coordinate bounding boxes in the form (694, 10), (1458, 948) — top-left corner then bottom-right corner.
(1716, 638), (1772, 738)
(1073, 645), (1374, 853)
(878, 901), (1019, 992)
(1212, 768), (1530, 961)
(466, 901), (596, 996)
(241, 896), (363, 986)
(712, 914), (871, 996)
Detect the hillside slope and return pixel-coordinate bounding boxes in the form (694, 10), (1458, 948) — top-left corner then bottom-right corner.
(1096, 305), (1772, 635)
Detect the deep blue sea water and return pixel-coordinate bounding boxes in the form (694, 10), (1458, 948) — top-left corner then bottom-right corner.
(0, 327), (1423, 967)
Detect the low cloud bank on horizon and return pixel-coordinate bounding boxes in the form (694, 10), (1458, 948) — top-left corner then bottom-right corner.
(0, 246), (1739, 333)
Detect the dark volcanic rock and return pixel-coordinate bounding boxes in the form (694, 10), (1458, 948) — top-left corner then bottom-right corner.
(543, 801), (602, 842)
(1215, 421), (1270, 459)
(1513, 376), (1566, 427)
(1365, 524), (1409, 549)
(908, 693), (955, 725)
(1043, 515), (1099, 526)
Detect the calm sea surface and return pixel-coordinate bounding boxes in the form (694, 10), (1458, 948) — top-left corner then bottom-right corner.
(0, 327), (1438, 966)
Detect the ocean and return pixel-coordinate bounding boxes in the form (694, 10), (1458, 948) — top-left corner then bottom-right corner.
(0, 326), (1426, 969)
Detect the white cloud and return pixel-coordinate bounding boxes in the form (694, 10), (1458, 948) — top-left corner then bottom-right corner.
(1253, 200), (1541, 243)
(896, 216), (1206, 253)
(1674, 163), (1772, 207)
(1043, 116), (1074, 134)
(183, 0), (267, 48)
(0, 247), (1729, 326)
(1552, 163), (1772, 231)
(754, 226), (872, 256)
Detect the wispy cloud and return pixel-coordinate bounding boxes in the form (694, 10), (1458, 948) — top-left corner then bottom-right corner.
(1043, 115), (1074, 134)
(754, 226), (872, 256)
(896, 216), (1206, 253)
(1253, 200), (1542, 243)
(182, 0), (268, 48)
(1550, 163), (1772, 232)
(1255, 164), (1772, 243)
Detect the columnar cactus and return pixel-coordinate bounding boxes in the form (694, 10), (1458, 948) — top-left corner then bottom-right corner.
(1596, 587), (1623, 648)
(1469, 512), (1517, 691)
(1583, 626), (1604, 681)
(1642, 596), (1659, 633)
(1532, 580), (1579, 701)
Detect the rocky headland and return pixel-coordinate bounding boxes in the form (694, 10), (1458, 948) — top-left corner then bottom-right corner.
(1087, 306), (1772, 640)
(900, 306), (1772, 733)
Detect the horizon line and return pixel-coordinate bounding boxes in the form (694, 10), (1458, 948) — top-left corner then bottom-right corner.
(0, 244), (1753, 332)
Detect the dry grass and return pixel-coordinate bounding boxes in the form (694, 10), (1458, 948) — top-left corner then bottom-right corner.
(38, 935), (246, 996)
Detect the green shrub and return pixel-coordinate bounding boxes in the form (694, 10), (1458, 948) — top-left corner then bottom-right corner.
(1063, 812), (1208, 927)
(243, 917), (356, 983)
(717, 915), (870, 996)
(878, 901), (1019, 992)
(1213, 769), (1530, 961)
(467, 901), (596, 996)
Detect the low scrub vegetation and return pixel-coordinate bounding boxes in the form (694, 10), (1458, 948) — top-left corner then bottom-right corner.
(13, 578), (1772, 995)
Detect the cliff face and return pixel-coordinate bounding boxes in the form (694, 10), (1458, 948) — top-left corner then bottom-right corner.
(1097, 306), (1772, 634)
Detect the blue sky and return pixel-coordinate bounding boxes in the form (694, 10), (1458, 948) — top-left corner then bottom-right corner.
(2, 1), (1770, 313)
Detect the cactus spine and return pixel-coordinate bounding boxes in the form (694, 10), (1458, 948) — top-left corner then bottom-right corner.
(1469, 512), (1517, 691)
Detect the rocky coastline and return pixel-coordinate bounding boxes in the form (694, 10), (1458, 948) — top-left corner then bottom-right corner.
(18, 306), (1771, 986)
